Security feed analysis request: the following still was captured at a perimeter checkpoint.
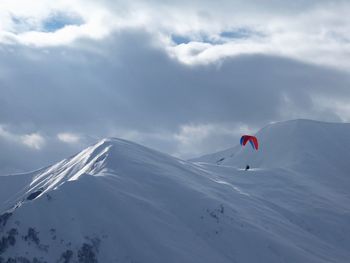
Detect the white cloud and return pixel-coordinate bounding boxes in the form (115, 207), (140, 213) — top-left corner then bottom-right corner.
(57, 132), (80, 144)
(174, 124), (213, 146)
(312, 96), (350, 122)
(0, 125), (45, 150)
(1, 1), (350, 69)
(173, 123), (255, 158)
(0, 0), (112, 46)
(21, 133), (45, 150)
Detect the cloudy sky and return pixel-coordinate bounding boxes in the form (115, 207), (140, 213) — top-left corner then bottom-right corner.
(1, 0), (350, 174)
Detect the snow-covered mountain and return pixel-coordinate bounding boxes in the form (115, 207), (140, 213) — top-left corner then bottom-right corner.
(1, 120), (350, 262)
(194, 119), (350, 192)
(194, 119), (350, 168)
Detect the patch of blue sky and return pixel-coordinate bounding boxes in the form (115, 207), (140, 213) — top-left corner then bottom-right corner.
(171, 28), (263, 46)
(42, 13), (84, 32)
(171, 34), (192, 44)
(171, 33), (223, 45)
(220, 28), (264, 40)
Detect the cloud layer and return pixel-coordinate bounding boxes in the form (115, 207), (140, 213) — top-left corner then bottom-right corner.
(1, 1), (350, 173)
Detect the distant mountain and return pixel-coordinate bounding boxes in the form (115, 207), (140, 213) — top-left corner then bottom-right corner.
(1, 121), (350, 262)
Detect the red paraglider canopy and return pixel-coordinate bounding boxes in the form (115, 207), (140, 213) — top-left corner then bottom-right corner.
(240, 135), (259, 150)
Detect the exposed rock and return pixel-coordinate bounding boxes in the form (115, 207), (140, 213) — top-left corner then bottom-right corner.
(0, 228), (18, 254)
(16, 257), (31, 263)
(0, 213), (12, 229)
(26, 191), (43, 201)
(24, 228), (40, 245)
(78, 244), (98, 263)
(59, 250), (73, 263)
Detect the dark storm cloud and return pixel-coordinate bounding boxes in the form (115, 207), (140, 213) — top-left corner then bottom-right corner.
(1, 29), (350, 172)
(1, 30), (348, 128)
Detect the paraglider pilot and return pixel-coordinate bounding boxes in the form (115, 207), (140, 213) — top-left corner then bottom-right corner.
(240, 135), (258, 171)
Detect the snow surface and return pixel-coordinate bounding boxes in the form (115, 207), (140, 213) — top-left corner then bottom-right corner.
(0, 120), (350, 262)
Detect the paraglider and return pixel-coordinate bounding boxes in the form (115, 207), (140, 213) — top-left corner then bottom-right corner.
(240, 135), (259, 150)
(240, 135), (259, 171)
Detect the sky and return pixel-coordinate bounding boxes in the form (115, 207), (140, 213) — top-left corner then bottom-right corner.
(1, 0), (350, 174)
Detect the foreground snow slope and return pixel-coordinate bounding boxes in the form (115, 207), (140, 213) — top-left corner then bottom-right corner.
(0, 120), (349, 262)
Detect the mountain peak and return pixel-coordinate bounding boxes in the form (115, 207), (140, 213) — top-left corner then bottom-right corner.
(19, 136), (178, 201)
(21, 137), (136, 197)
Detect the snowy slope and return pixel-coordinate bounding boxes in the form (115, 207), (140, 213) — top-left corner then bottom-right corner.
(194, 119), (350, 192)
(189, 145), (241, 165)
(0, 173), (34, 211)
(0, 122), (350, 262)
